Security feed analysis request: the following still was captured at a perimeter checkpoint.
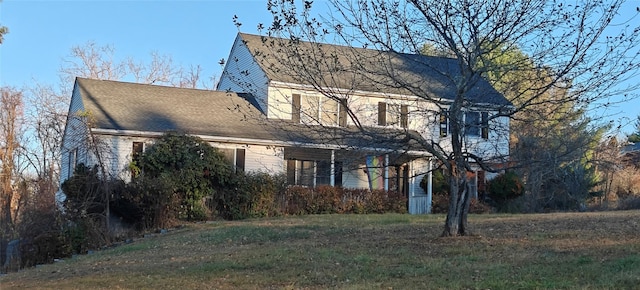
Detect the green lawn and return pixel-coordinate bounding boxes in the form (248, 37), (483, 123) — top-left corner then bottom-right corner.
(2, 211), (640, 289)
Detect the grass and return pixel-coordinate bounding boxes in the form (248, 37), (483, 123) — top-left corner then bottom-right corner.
(2, 211), (640, 289)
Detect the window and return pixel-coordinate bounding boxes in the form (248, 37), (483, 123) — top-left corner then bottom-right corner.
(378, 102), (408, 128)
(68, 148), (78, 178)
(316, 160), (331, 185)
(286, 159), (342, 187)
(287, 160), (315, 186)
(439, 110), (448, 137)
(465, 111), (481, 136)
(465, 111), (489, 139)
(219, 148), (246, 172)
(301, 95), (320, 124)
(132, 142), (144, 162)
(131, 142), (144, 178)
(293, 94), (346, 126)
(320, 97), (339, 125)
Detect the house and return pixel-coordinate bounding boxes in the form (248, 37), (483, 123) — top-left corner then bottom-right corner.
(60, 33), (510, 214)
(622, 142), (640, 168)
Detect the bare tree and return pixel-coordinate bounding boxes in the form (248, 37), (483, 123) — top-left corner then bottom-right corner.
(254, 0), (640, 236)
(60, 41), (214, 91)
(0, 87), (24, 239)
(60, 42), (127, 85)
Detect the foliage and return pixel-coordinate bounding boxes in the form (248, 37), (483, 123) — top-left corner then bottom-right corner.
(241, 172), (287, 218)
(538, 161), (602, 211)
(210, 171), (287, 221)
(61, 164), (106, 220)
(612, 166), (640, 199)
(628, 115), (640, 144)
(139, 132), (233, 221)
(431, 194), (493, 214)
(60, 164), (121, 253)
(15, 207), (71, 269)
(0, 25), (7, 44)
(280, 186), (407, 215)
(616, 196), (640, 211)
(420, 168), (449, 195)
(111, 176), (178, 230)
(487, 171), (524, 202)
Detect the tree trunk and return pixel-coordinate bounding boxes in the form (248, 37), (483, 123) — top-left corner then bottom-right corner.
(442, 167), (471, 236)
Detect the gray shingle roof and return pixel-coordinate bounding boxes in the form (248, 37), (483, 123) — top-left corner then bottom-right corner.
(238, 33), (510, 106)
(74, 77), (427, 152)
(75, 77), (272, 140)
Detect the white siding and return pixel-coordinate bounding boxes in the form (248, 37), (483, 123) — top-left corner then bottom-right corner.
(463, 114), (510, 160)
(217, 34), (270, 113)
(101, 135), (154, 181)
(211, 142), (285, 174)
(60, 84), (89, 185)
(264, 84), (515, 164)
(341, 164), (370, 189)
(106, 137), (288, 182)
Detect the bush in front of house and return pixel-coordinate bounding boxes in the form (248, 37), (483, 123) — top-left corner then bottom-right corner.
(420, 169), (449, 195)
(112, 175), (179, 230)
(214, 171), (288, 220)
(61, 164), (122, 253)
(487, 171), (524, 203)
(240, 171), (287, 218)
(279, 186), (407, 215)
(139, 132), (234, 221)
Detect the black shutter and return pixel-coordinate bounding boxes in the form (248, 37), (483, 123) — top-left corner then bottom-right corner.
(236, 149), (245, 172)
(481, 112), (489, 139)
(378, 102), (387, 126)
(292, 94), (301, 123)
(401, 105), (409, 128)
(287, 160), (296, 185)
(339, 99), (348, 127)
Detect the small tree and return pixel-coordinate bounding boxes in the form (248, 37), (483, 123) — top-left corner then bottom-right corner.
(139, 132), (233, 220)
(487, 171), (524, 206)
(60, 164), (111, 252)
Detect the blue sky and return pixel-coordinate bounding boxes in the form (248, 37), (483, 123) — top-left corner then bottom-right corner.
(1, 0), (639, 134)
(0, 0), (289, 88)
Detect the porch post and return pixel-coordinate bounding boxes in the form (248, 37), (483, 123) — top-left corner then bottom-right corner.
(427, 158), (433, 214)
(330, 149), (335, 186)
(384, 154), (389, 191)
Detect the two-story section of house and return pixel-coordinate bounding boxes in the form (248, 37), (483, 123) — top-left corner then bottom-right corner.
(217, 33), (511, 210)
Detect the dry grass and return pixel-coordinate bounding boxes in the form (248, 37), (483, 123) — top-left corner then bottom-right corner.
(2, 211), (640, 289)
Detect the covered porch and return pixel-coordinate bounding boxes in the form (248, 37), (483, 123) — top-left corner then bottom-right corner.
(283, 147), (434, 214)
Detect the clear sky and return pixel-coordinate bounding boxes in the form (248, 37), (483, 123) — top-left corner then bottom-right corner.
(1, 0), (639, 134)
